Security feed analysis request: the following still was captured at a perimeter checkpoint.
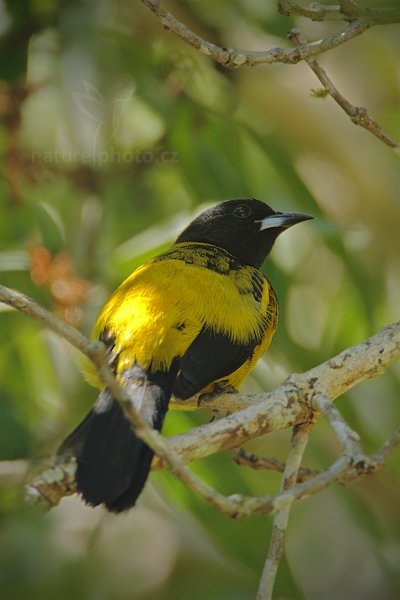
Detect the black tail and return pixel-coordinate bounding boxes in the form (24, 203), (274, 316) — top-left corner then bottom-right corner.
(58, 365), (176, 513)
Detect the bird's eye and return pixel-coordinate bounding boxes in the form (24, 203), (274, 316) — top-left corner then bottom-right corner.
(234, 205), (251, 219)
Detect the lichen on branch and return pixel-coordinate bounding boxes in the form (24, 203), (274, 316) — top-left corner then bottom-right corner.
(0, 284), (399, 514)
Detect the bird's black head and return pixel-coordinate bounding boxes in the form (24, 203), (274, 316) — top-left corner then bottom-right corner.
(176, 198), (313, 269)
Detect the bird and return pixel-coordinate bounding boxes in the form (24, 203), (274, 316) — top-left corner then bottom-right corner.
(58, 198), (313, 513)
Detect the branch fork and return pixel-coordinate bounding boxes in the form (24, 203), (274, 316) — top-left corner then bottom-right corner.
(1, 283), (399, 597)
(141, 0), (400, 149)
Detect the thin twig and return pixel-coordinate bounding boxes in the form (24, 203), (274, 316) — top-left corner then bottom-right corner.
(338, 0), (362, 19)
(0, 285), (316, 517)
(372, 427), (400, 462)
(153, 320), (400, 467)
(141, 0), (400, 68)
(140, 0), (400, 149)
(0, 285), (226, 511)
(257, 423), (312, 600)
(141, 0), (386, 68)
(22, 424), (399, 509)
(340, 426), (400, 483)
(233, 448), (317, 482)
(1, 285), (399, 517)
(288, 29), (400, 149)
(278, 1), (350, 21)
(315, 393), (379, 479)
(0, 285), (92, 355)
(2, 283), (399, 466)
(280, 0), (400, 24)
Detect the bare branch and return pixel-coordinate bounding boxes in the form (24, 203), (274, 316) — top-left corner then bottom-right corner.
(280, 1), (400, 24)
(1, 285), (399, 517)
(234, 427), (400, 486)
(257, 423), (312, 600)
(0, 285), (91, 355)
(338, 0), (362, 19)
(289, 29), (400, 149)
(23, 425), (399, 508)
(141, 0), (400, 68)
(373, 427), (400, 462)
(340, 426), (400, 483)
(315, 393), (371, 466)
(140, 1), (400, 149)
(278, 1), (349, 21)
(154, 320), (400, 467)
(233, 448), (317, 482)
(141, 0), (383, 68)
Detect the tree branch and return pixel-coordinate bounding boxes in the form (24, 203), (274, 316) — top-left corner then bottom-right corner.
(1, 284), (399, 516)
(288, 29), (400, 149)
(139, 1), (400, 149)
(154, 320), (400, 467)
(278, 1), (351, 21)
(141, 0), (400, 68)
(233, 448), (317, 482)
(257, 422), (312, 600)
(234, 426), (400, 484)
(280, 1), (400, 24)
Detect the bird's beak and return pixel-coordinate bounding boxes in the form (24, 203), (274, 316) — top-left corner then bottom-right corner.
(259, 211), (314, 231)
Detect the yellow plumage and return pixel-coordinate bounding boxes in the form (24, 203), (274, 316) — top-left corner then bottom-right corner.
(82, 242), (278, 400)
(60, 198), (312, 512)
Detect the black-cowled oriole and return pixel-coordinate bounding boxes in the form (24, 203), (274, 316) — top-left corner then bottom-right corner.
(59, 198), (312, 512)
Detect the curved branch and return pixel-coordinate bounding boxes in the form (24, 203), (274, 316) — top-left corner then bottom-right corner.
(279, 1), (400, 23)
(278, 1), (347, 22)
(233, 449), (318, 482)
(288, 29), (400, 149)
(1, 284), (399, 513)
(154, 321), (400, 467)
(141, 1), (400, 68)
(140, 1), (400, 149)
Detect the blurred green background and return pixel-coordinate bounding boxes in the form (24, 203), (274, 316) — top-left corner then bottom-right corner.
(0, 1), (399, 599)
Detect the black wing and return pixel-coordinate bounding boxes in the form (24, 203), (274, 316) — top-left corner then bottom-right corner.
(173, 326), (260, 400)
